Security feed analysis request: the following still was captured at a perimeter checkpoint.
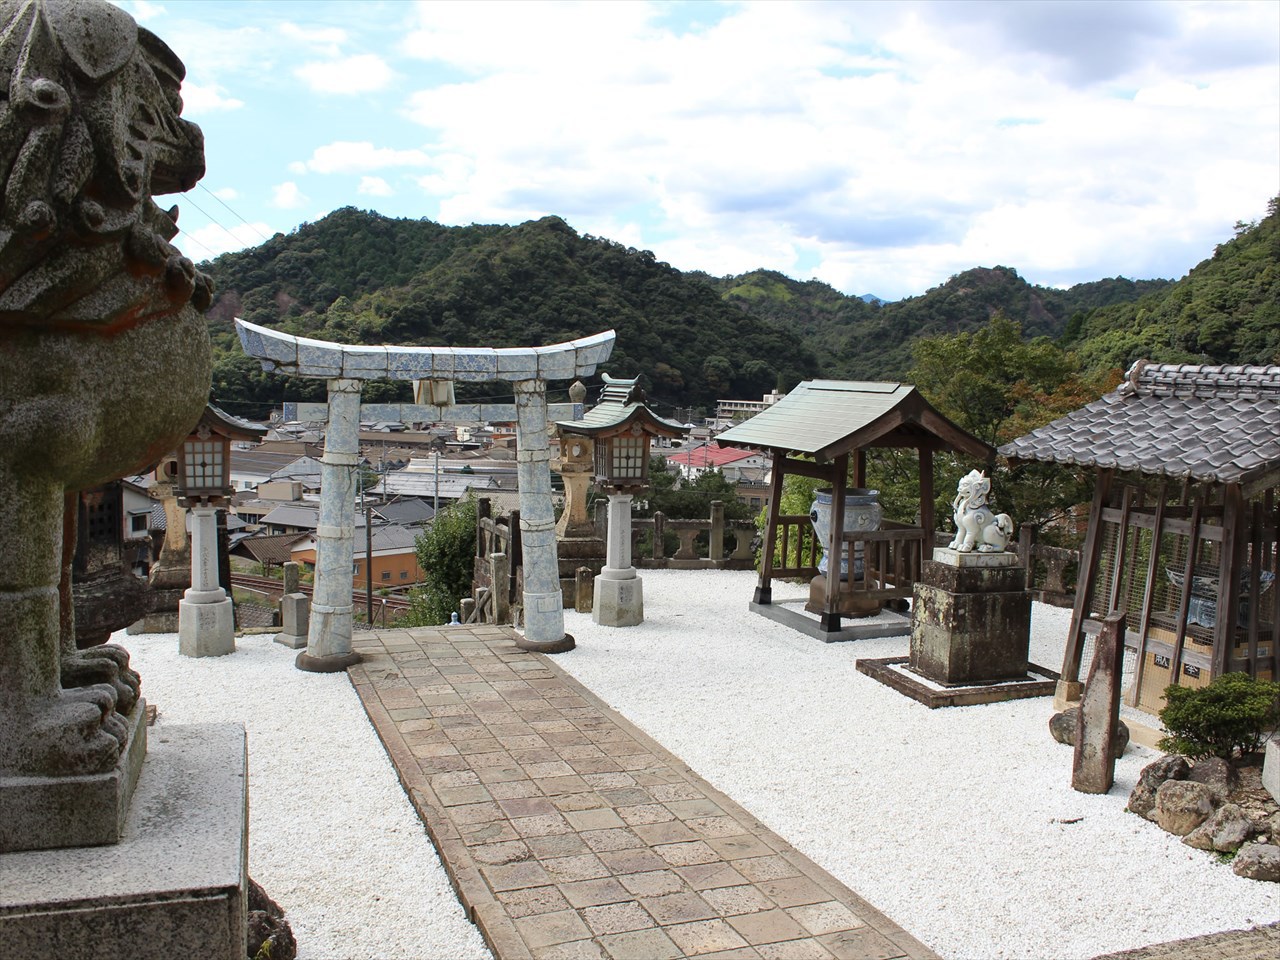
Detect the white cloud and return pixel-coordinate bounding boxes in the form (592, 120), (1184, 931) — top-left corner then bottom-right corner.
(271, 182), (308, 210)
(303, 141), (431, 175)
(358, 176), (394, 197)
(279, 22), (347, 55)
(179, 82), (243, 115)
(295, 54), (394, 94)
(288, 161), (308, 175)
(212, 187), (239, 201)
(179, 222), (274, 261)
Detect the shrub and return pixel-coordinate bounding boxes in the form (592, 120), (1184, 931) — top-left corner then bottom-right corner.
(401, 496), (478, 626)
(1158, 672), (1280, 760)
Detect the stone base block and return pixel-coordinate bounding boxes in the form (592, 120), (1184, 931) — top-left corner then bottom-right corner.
(275, 593), (310, 648)
(178, 597), (236, 658)
(274, 631), (307, 649)
(0, 701), (147, 854)
(910, 576), (1031, 686)
(593, 576), (643, 627)
(0, 724), (248, 960)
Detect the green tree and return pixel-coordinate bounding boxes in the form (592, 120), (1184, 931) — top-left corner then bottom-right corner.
(402, 497), (478, 625)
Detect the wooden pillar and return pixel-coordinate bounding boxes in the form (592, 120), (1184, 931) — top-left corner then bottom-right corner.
(853, 449), (867, 489)
(1060, 468), (1114, 705)
(820, 454), (850, 633)
(754, 451), (785, 605)
(1168, 495), (1204, 690)
(1127, 481), (1168, 707)
(918, 446), (934, 539)
(1213, 483), (1245, 678)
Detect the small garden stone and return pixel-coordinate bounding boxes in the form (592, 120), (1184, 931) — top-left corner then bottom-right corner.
(1232, 842), (1280, 882)
(1182, 803), (1252, 852)
(1129, 755), (1191, 820)
(1154, 779), (1215, 836)
(1187, 756), (1239, 803)
(1049, 706), (1129, 754)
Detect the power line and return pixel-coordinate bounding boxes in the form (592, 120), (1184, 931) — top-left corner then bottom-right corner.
(198, 183), (274, 244)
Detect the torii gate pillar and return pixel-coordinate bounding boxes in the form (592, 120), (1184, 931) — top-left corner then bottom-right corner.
(298, 378), (362, 671)
(513, 379), (574, 651)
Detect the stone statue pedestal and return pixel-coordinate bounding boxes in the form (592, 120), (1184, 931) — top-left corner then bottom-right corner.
(594, 573), (644, 627)
(0, 702), (147, 854)
(0, 724), (248, 959)
(910, 548), (1031, 685)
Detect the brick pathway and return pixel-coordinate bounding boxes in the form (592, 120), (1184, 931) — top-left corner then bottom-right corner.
(349, 624), (939, 960)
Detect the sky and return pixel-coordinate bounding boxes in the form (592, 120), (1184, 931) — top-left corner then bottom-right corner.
(117, 0), (1279, 302)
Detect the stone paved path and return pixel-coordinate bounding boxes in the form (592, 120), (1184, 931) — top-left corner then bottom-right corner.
(350, 624), (939, 960)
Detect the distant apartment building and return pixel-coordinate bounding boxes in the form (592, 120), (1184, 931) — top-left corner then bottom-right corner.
(712, 390), (786, 430)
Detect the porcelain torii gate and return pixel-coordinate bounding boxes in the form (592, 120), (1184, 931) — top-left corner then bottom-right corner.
(235, 319), (615, 668)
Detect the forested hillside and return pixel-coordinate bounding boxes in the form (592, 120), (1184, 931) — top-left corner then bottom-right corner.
(206, 211), (821, 416)
(203, 200), (1278, 417)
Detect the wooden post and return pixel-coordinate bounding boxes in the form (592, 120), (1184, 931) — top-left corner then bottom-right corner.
(1073, 611), (1127, 794)
(575, 566), (593, 613)
(1169, 495), (1204, 689)
(1018, 523), (1037, 586)
(918, 446), (934, 538)
(820, 454), (849, 633)
(1061, 469), (1114, 704)
(1244, 501), (1262, 676)
(755, 451), (785, 605)
(1212, 483), (1245, 679)
(853, 449), (867, 489)
(1127, 480), (1168, 707)
(1106, 486), (1134, 614)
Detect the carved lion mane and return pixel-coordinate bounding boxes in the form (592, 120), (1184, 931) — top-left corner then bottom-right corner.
(0, 0), (212, 333)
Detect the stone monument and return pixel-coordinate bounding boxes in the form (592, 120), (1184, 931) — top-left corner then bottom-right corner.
(552, 381), (606, 604)
(0, 1), (247, 953)
(909, 470), (1032, 684)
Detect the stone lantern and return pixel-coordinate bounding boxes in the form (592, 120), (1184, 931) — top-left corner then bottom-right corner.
(174, 405), (264, 657)
(556, 374), (686, 626)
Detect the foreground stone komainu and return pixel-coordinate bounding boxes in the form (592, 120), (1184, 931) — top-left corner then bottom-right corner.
(0, 0), (211, 847)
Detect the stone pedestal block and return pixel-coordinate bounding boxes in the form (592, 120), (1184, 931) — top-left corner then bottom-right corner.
(805, 575), (881, 618)
(274, 593), (310, 649)
(178, 596), (235, 658)
(594, 575), (644, 627)
(0, 702), (146, 854)
(0, 724), (248, 960)
(910, 552), (1031, 686)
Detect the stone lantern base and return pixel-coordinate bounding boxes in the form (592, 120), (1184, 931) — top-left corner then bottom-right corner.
(178, 593), (235, 658)
(594, 575), (644, 627)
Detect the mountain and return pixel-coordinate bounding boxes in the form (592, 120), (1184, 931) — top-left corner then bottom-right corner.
(204, 210), (822, 416)
(1064, 198), (1280, 372)
(202, 201), (1277, 417)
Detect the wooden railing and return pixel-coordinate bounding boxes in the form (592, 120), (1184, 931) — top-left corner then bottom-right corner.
(770, 513), (821, 580)
(834, 523), (928, 603)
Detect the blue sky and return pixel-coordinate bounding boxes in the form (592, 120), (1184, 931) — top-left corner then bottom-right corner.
(119, 0), (1279, 301)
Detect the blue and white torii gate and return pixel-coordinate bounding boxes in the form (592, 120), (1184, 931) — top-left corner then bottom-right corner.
(235, 319), (615, 669)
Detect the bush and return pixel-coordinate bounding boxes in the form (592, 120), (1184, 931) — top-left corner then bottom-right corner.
(401, 497), (478, 626)
(1158, 672), (1280, 760)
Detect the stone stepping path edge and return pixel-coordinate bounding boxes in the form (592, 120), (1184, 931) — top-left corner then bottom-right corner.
(350, 624), (939, 960)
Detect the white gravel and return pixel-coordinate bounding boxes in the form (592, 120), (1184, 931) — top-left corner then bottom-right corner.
(556, 569), (1280, 960)
(113, 629), (492, 960)
(113, 569), (1278, 960)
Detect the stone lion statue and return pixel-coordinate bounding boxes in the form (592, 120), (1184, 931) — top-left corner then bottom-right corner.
(947, 469), (1014, 553)
(0, 0), (211, 781)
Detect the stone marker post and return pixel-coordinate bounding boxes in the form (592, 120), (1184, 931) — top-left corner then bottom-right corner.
(595, 492), (643, 626)
(1073, 610), (1127, 794)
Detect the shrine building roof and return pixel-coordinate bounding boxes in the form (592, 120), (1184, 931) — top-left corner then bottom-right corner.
(715, 379), (992, 462)
(999, 361), (1280, 493)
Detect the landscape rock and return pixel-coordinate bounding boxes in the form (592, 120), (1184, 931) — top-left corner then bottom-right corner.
(1232, 842), (1280, 882)
(1049, 706), (1129, 754)
(1187, 756), (1240, 803)
(1154, 779), (1216, 836)
(1129, 755), (1192, 820)
(1182, 803), (1253, 852)
(247, 877), (296, 960)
